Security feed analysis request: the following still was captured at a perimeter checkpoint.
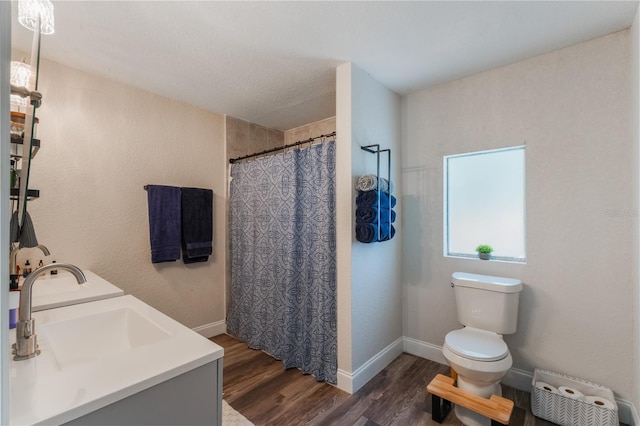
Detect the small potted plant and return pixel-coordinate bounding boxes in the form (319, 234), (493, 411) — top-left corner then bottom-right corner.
(476, 244), (493, 260)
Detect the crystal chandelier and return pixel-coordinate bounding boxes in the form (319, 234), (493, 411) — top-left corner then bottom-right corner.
(18, 0), (55, 34)
(10, 60), (31, 108)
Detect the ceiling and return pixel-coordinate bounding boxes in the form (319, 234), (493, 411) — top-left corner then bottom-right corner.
(11, 1), (639, 131)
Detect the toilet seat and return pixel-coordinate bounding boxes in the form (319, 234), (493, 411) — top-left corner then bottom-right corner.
(444, 327), (508, 361)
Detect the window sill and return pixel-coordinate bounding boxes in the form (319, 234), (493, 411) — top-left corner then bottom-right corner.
(445, 253), (526, 265)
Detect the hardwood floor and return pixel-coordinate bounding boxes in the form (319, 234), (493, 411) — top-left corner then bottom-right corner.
(211, 334), (559, 425)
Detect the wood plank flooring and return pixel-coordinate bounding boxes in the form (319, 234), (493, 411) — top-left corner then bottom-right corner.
(211, 334), (559, 425)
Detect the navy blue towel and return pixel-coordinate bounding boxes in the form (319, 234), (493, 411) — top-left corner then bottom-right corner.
(356, 223), (378, 243)
(355, 222), (396, 243)
(356, 190), (397, 209)
(181, 187), (213, 264)
(355, 207), (396, 224)
(147, 185), (182, 264)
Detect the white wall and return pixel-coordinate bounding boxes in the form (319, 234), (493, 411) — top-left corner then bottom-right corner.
(336, 63), (403, 392)
(632, 7), (640, 421)
(402, 31), (634, 400)
(336, 63), (353, 390)
(1, 3), (11, 423)
(14, 55), (227, 331)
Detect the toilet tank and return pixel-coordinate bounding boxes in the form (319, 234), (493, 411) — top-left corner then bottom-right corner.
(451, 272), (523, 334)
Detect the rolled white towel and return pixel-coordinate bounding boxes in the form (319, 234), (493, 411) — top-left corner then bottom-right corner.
(356, 174), (393, 193)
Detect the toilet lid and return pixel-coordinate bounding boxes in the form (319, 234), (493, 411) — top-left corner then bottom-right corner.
(445, 328), (508, 361)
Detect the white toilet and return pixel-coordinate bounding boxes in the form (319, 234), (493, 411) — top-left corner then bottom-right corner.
(442, 272), (523, 426)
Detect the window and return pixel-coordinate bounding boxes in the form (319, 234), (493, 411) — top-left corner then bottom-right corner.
(444, 146), (525, 262)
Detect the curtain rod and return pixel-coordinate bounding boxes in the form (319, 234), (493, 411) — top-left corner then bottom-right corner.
(229, 131), (336, 164)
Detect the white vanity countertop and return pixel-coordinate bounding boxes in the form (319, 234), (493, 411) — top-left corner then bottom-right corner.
(9, 295), (224, 425)
(28, 269), (125, 312)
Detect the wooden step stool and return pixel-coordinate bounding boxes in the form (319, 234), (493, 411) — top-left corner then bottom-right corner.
(426, 374), (514, 425)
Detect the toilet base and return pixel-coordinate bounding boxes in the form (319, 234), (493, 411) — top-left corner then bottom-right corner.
(427, 374), (514, 426)
(454, 377), (502, 426)
(455, 405), (492, 426)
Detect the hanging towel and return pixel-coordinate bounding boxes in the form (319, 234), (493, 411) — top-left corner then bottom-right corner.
(356, 190), (397, 209)
(181, 187), (213, 264)
(147, 185), (182, 264)
(18, 211), (39, 248)
(10, 210), (19, 243)
(355, 207), (396, 224)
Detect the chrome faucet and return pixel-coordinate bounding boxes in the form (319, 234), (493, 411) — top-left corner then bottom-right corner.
(13, 263), (87, 361)
(10, 243), (51, 275)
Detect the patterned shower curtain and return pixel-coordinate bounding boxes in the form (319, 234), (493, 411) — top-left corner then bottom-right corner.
(227, 141), (337, 384)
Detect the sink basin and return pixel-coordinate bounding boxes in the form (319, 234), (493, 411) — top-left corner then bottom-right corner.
(30, 270), (124, 311)
(10, 295), (224, 426)
(40, 307), (171, 370)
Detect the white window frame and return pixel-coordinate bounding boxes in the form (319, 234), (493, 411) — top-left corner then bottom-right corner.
(443, 146), (526, 263)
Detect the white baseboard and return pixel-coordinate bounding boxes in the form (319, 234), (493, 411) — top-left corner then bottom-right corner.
(631, 402), (639, 426)
(619, 399), (639, 426)
(336, 337), (404, 394)
(403, 336), (447, 365)
(192, 320), (226, 339)
(402, 337), (637, 425)
(336, 369), (354, 394)
(502, 367), (533, 391)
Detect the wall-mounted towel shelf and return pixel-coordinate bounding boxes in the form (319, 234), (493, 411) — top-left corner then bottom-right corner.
(361, 144), (391, 182)
(10, 136), (40, 159)
(10, 137), (41, 202)
(356, 145), (395, 243)
(10, 188), (39, 201)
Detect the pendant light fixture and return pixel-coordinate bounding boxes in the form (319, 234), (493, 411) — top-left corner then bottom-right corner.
(10, 60), (31, 108)
(18, 0), (55, 34)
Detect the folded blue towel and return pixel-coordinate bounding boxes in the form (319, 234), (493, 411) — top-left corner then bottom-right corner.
(181, 187), (213, 264)
(147, 185), (182, 263)
(355, 223), (378, 243)
(355, 207), (396, 224)
(378, 223), (396, 242)
(356, 190), (397, 209)
(355, 222), (396, 243)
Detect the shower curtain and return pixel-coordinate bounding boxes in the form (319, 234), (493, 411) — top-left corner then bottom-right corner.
(227, 141), (337, 383)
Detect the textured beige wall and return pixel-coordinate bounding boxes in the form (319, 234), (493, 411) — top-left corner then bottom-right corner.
(284, 116), (336, 145)
(632, 9), (640, 415)
(226, 116), (284, 163)
(16, 54), (227, 329)
(402, 31), (634, 398)
(336, 63), (353, 386)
